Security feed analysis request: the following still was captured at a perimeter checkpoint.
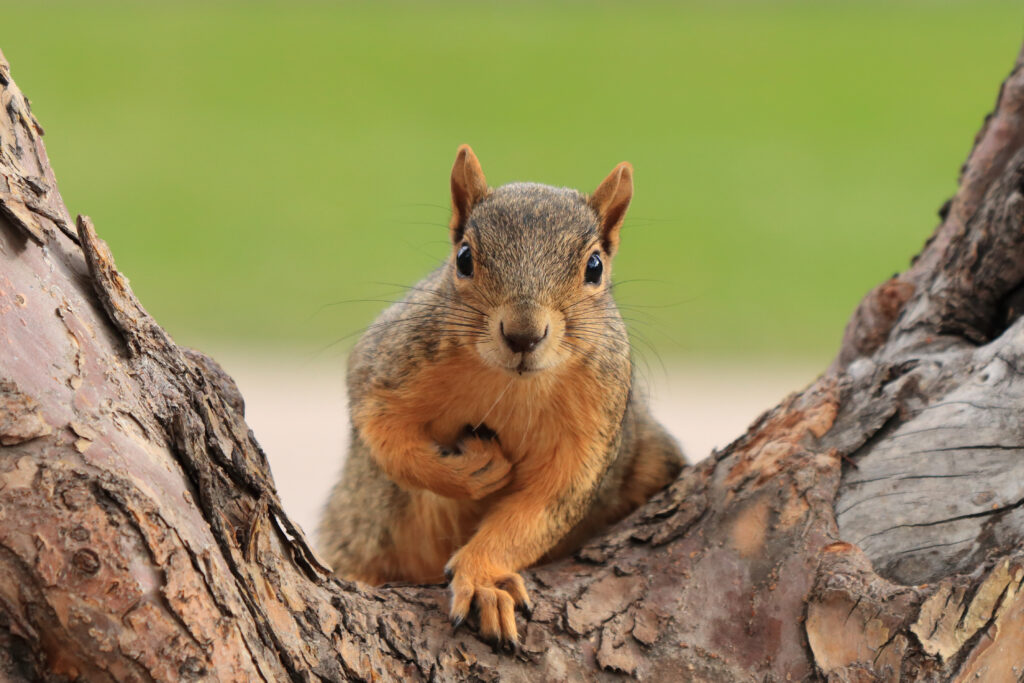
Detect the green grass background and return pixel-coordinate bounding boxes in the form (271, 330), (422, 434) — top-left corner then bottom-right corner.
(3, 1), (1023, 363)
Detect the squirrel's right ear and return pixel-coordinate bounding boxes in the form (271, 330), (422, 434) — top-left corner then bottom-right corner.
(450, 144), (489, 243)
(588, 162), (633, 256)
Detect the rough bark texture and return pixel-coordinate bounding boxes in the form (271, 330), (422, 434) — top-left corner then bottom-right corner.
(2, 40), (1024, 681)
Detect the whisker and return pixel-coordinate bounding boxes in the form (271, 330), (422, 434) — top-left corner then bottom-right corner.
(394, 201), (450, 212)
(369, 282), (492, 317)
(561, 289), (606, 313)
(394, 220), (451, 229)
(517, 400), (534, 454)
(474, 376), (516, 432)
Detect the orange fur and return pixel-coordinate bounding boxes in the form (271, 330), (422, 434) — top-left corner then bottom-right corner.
(354, 345), (610, 583)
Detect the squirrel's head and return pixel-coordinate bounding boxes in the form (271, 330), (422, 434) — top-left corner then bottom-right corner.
(445, 144), (632, 375)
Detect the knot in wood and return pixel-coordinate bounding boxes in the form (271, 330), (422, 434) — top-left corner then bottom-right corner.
(72, 549), (100, 575)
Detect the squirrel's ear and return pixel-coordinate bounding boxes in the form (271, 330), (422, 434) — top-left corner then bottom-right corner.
(588, 162), (633, 255)
(450, 144), (489, 243)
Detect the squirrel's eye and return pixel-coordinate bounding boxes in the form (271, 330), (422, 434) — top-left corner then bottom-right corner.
(456, 243), (473, 278)
(584, 252), (603, 284)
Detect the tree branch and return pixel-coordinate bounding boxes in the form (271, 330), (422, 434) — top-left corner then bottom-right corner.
(2, 41), (1024, 680)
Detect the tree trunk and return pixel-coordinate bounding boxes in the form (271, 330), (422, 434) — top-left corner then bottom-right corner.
(2, 39), (1024, 681)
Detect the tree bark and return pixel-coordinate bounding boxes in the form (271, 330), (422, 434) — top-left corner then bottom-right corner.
(2, 39), (1024, 681)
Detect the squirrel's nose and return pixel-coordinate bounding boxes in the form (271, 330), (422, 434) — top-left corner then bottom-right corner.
(501, 322), (548, 354)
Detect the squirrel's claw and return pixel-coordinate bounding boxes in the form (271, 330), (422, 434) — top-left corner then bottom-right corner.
(463, 422), (499, 442)
(449, 586), (473, 631)
(447, 562), (525, 649)
(495, 572), (532, 619)
(490, 635), (521, 655)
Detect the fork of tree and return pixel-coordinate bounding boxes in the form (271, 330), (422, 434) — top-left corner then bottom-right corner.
(1, 42), (1022, 681)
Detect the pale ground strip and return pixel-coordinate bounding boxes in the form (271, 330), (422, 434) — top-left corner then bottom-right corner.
(210, 350), (821, 538)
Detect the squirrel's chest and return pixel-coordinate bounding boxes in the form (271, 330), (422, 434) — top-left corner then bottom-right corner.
(401, 359), (605, 462)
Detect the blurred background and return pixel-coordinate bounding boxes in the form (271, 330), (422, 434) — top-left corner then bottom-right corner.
(4, 1), (1022, 533)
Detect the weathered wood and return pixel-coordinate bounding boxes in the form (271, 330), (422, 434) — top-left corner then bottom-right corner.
(831, 51), (1024, 589)
(2, 40), (1024, 681)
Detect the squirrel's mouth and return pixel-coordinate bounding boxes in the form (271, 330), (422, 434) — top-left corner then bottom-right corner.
(515, 357), (538, 375)
(511, 352), (559, 376)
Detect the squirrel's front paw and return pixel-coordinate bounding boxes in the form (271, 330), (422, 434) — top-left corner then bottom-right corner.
(445, 553), (532, 646)
(435, 431), (511, 500)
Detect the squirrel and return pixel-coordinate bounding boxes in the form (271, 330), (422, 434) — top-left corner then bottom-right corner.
(317, 145), (684, 645)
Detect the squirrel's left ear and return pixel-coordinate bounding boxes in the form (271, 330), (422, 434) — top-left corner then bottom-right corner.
(588, 162), (633, 256)
(450, 144), (489, 243)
